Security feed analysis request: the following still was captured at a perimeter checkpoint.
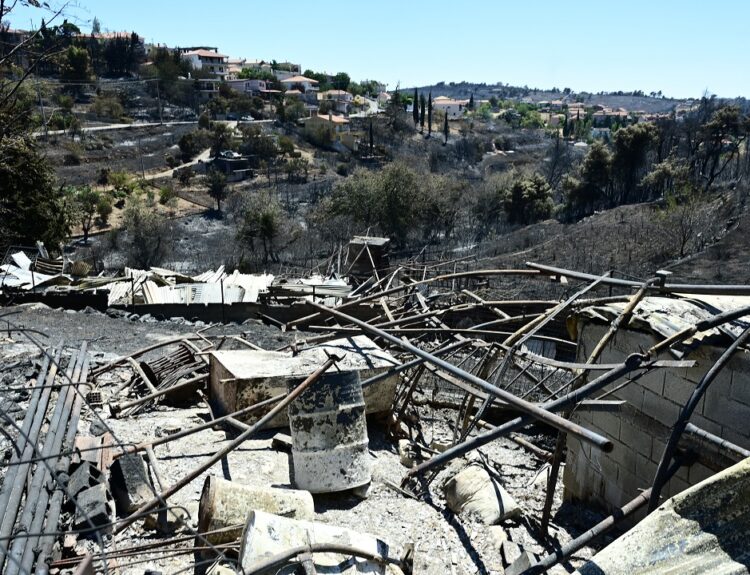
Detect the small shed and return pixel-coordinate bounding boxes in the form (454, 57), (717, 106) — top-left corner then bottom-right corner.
(345, 236), (390, 281)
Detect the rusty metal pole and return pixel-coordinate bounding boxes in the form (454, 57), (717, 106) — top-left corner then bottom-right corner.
(310, 302), (613, 452)
(114, 356), (339, 535)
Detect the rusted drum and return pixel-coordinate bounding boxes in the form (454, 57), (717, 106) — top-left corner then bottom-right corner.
(287, 370), (371, 493)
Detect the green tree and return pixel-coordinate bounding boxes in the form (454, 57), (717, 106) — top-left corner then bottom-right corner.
(563, 141), (612, 219)
(502, 174), (553, 225)
(443, 110), (449, 145)
(238, 191), (290, 263)
(68, 185), (101, 243)
(611, 122), (658, 204)
(0, 137), (71, 248)
(207, 169), (228, 212)
(469, 93), (475, 110)
(122, 194), (172, 268)
(332, 72), (351, 91)
(59, 45), (92, 84)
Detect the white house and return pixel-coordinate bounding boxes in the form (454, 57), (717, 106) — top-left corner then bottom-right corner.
(224, 78), (267, 95)
(181, 49), (228, 79)
(280, 75), (319, 93)
(432, 96), (470, 119)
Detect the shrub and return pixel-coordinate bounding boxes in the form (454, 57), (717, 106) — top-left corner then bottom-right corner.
(159, 185), (177, 205)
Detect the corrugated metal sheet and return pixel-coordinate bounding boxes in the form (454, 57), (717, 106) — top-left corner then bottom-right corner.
(573, 295), (750, 351)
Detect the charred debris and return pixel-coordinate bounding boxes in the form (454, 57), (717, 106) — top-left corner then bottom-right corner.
(1, 236), (750, 574)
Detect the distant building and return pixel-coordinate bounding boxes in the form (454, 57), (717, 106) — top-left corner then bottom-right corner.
(195, 78), (222, 101)
(319, 89), (353, 114)
(181, 48), (228, 79)
(432, 96), (470, 119)
(225, 78), (267, 95)
(280, 75), (319, 93)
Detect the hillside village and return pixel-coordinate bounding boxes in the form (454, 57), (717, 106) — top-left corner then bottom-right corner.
(2, 5), (750, 575)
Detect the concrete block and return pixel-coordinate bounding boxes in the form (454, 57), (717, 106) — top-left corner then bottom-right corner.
(641, 388), (680, 426)
(650, 436), (667, 463)
(663, 372), (697, 407)
(611, 442), (637, 475)
(619, 419), (652, 453)
(604, 478), (626, 509)
(730, 372), (750, 406)
(612, 381), (644, 410)
(690, 413), (723, 437)
(636, 453), (657, 483)
(688, 462), (716, 485)
(67, 461), (105, 497)
(599, 451), (621, 482)
(591, 411), (621, 441)
(617, 467), (641, 501)
(109, 453), (152, 514)
(704, 395), (750, 436)
(638, 369), (665, 395)
(506, 551), (535, 575)
(73, 483), (114, 533)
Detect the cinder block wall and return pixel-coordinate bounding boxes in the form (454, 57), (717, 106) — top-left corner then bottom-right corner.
(563, 321), (750, 513)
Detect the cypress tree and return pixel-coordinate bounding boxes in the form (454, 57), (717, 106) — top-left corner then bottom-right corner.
(369, 118), (374, 152)
(412, 88), (419, 126)
(419, 94), (426, 132)
(427, 91), (433, 136)
(443, 111), (449, 144)
(469, 93), (474, 110)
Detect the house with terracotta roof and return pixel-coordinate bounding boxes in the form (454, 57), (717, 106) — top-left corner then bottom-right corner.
(181, 48), (228, 79)
(280, 75), (319, 93)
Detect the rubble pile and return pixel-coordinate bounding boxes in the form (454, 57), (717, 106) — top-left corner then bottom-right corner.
(1, 240), (750, 574)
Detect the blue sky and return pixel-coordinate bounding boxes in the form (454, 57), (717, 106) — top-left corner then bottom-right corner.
(5, 0), (749, 98)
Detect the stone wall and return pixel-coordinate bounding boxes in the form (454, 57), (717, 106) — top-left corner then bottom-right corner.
(563, 321), (750, 514)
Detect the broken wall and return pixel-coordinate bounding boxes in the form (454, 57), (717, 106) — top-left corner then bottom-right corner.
(563, 321), (750, 514)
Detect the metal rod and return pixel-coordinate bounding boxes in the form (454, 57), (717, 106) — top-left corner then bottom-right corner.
(0, 345), (61, 572)
(5, 341), (88, 575)
(287, 269), (542, 329)
(683, 422), (750, 461)
(527, 261), (750, 296)
(523, 460), (683, 574)
(34, 351), (91, 574)
(407, 354), (659, 479)
(112, 373), (207, 414)
(649, 325), (750, 511)
(310, 302), (613, 452)
(114, 356), (339, 535)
